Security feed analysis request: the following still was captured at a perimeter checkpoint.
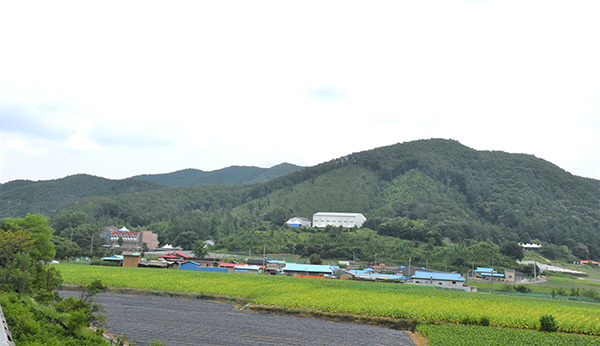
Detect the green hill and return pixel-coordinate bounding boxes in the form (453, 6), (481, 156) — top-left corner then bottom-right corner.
(130, 163), (304, 187)
(5, 139), (599, 261)
(0, 174), (166, 218)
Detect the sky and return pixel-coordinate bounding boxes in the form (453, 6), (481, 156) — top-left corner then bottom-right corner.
(1, 0), (599, 184)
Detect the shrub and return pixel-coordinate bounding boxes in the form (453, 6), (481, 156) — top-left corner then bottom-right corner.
(514, 285), (532, 293)
(479, 317), (490, 326)
(539, 315), (558, 332)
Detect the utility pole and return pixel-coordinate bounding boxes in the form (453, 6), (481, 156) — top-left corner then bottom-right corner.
(408, 257), (411, 277)
(292, 244), (296, 263)
(90, 233), (94, 256)
(534, 261), (537, 285)
(490, 256), (494, 294)
(263, 246), (266, 273)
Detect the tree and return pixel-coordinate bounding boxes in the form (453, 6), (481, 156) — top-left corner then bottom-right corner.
(117, 236), (124, 247)
(309, 253), (322, 265)
(0, 228), (34, 281)
(499, 241), (524, 260)
(191, 240), (209, 258)
(173, 231), (199, 250)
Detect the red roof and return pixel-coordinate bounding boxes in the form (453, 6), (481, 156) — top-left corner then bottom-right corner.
(159, 252), (190, 259)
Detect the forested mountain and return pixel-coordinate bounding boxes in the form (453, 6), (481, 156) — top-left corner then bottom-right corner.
(130, 163), (304, 187)
(3, 139), (600, 264)
(0, 174), (166, 218)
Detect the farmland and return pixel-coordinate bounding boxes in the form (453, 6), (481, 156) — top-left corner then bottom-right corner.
(417, 324), (600, 346)
(59, 264), (600, 335)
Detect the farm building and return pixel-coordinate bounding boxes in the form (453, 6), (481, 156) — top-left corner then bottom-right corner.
(312, 212), (366, 228)
(469, 267), (505, 280)
(100, 255), (123, 265)
(122, 251), (142, 268)
(409, 270), (474, 292)
(180, 261), (228, 273)
(282, 263), (334, 277)
(286, 217), (312, 228)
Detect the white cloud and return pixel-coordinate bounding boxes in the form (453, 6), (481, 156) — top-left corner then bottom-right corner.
(0, 1), (599, 182)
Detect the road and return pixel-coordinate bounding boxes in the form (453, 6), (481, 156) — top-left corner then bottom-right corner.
(60, 291), (416, 346)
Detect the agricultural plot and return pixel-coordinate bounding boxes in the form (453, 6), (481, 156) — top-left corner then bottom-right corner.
(417, 324), (600, 346)
(59, 264), (600, 335)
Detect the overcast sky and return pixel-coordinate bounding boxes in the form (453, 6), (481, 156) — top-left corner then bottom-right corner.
(1, 0), (599, 184)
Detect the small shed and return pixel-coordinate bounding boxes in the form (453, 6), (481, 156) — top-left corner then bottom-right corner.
(122, 251), (142, 268)
(234, 265), (261, 274)
(101, 255), (123, 266)
(286, 217), (312, 228)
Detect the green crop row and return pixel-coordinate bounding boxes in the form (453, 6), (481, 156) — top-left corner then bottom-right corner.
(417, 324), (600, 346)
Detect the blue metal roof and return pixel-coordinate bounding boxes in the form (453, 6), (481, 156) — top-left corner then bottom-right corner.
(101, 255), (123, 261)
(411, 270), (465, 281)
(475, 267), (497, 273)
(283, 263), (333, 274)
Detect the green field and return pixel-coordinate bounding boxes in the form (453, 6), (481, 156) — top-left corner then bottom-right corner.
(59, 264), (600, 335)
(417, 324), (600, 346)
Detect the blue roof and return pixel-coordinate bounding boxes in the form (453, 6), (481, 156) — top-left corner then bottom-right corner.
(481, 272), (505, 277)
(411, 270), (465, 281)
(283, 263), (333, 274)
(475, 267), (497, 273)
(101, 255), (123, 261)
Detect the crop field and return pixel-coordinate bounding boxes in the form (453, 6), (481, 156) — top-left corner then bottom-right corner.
(59, 264), (600, 335)
(417, 324), (600, 346)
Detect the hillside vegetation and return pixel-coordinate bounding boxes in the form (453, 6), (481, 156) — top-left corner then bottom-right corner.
(131, 162), (304, 186)
(4, 139), (599, 263)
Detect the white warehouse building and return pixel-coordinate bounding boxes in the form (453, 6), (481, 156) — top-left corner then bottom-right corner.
(312, 212), (367, 228)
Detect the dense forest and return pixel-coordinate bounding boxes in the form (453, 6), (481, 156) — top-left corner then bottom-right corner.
(2, 139), (599, 265)
(131, 162), (304, 187)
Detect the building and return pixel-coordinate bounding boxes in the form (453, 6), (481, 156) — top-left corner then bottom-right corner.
(520, 243), (542, 251)
(286, 217), (312, 228)
(312, 212), (367, 228)
(340, 269), (406, 281)
(100, 255), (123, 265)
(122, 251), (142, 268)
(159, 252), (190, 262)
(469, 267), (505, 281)
(504, 269), (524, 282)
(180, 261), (229, 273)
(409, 270), (474, 292)
(282, 263), (334, 277)
(100, 226), (160, 250)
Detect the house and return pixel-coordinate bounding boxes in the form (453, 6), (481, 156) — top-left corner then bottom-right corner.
(138, 260), (178, 269)
(340, 269), (406, 281)
(186, 257), (221, 267)
(180, 261), (228, 273)
(282, 263), (334, 277)
(159, 252), (191, 262)
(503, 269), (524, 282)
(122, 251), (142, 268)
(312, 212), (367, 228)
(409, 270), (474, 292)
(469, 267), (505, 281)
(286, 217), (312, 228)
(234, 265), (261, 274)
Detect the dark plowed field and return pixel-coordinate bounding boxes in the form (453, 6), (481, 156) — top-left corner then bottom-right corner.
(60, 291), (416, 346)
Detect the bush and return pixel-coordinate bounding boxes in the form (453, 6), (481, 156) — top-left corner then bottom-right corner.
(539, 314), (558, 332)
(90, 260), (120, 266)
(514, 285), (532, 293)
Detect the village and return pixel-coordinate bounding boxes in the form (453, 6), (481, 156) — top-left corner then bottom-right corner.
(96, 212), (544, 294)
